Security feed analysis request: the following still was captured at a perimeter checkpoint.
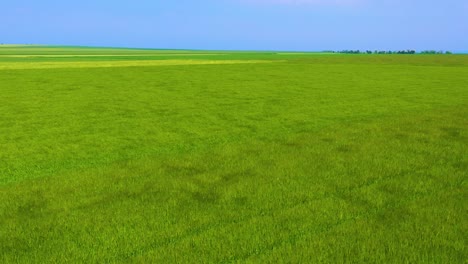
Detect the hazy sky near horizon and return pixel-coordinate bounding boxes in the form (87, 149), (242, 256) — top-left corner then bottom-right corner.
(2, 0), (467, 51)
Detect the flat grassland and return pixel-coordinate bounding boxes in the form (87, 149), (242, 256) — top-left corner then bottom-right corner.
(1, 46), (467, 262)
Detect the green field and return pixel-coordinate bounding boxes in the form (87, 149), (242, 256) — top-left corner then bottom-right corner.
(1, 46), (467, 263)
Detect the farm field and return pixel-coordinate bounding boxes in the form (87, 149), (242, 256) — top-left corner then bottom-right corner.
(0, 46), (467, 262)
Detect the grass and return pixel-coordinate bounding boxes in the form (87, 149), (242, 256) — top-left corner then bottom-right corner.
(0, 46), (467, 263)
(0, 60), (275, 70)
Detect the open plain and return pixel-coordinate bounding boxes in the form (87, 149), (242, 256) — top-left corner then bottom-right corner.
(0, 46), (467, 262)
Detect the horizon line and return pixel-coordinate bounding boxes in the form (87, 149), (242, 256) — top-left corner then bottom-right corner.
(1, 44), (467, 54)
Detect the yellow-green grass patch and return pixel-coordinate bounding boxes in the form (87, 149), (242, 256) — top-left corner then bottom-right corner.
(0, 54), (227, 58)
(0, 59), (277, 70)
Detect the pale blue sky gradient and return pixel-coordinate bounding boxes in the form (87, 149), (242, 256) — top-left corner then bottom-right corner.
(2, 0), (467, 51)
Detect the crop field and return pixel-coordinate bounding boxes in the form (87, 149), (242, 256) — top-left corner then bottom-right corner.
(0, 46), (467, 263)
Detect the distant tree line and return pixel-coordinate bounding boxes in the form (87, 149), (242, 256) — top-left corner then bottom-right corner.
(324, 50), (452, 54)
(420, 50), (452, 54)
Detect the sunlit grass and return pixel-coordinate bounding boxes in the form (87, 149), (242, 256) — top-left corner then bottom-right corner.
(0, 59), (275, 70)
(0, 46), (467, 262)
(0, 54), (227, 58)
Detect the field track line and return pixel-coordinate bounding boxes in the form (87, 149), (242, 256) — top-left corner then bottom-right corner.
(0, 60), (278, 70)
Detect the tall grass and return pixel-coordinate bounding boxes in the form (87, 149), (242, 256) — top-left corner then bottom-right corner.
(0, 47), (466, 262)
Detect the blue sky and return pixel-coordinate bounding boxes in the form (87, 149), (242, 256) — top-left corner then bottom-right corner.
(2, 0), (467, 51)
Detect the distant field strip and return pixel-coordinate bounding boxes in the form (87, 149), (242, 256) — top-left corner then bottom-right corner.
(0, 59), (276, 69)
(276, 52), (328, 55)
(0, 54), (227, 58)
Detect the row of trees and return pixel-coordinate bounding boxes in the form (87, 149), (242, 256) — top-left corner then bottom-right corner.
(325, 50), (452, 54)
(420, 50), (452, 54)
